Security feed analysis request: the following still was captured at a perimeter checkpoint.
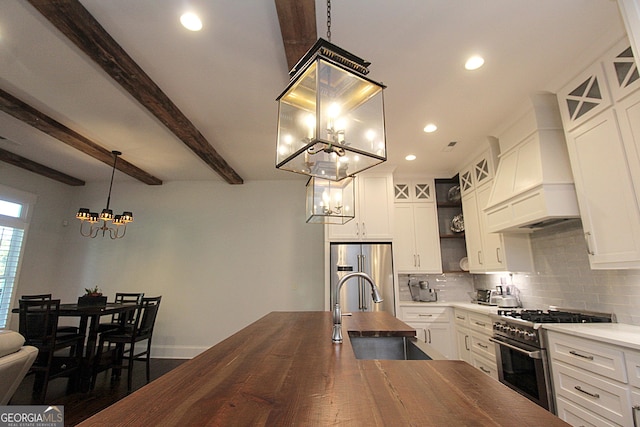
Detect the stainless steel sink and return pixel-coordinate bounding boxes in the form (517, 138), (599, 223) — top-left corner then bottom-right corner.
(348, 336), (431, 360)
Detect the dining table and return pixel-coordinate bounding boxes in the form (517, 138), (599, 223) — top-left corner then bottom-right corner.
(13, 301), (140, 390)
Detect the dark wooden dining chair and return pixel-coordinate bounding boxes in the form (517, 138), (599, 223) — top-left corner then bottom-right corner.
(18, 298), (85, 403)
(92, 296), (162, 392)
(20, 294), (79, 334)
(96, 292), (145, 333)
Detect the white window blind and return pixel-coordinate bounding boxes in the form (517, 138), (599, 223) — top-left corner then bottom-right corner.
(0, 226), (24, 328)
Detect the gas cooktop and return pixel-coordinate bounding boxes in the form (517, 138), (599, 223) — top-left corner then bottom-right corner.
(496, 308), (615, 324)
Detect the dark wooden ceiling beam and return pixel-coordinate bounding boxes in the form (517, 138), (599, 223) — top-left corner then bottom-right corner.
(26, 0), (243, 185)
(0, 88), (162, 185)
(0, 147), (85, 186)
(275, 0), (318, 71)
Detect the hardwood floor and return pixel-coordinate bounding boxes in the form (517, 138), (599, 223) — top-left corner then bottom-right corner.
(9, 358), (187, 426)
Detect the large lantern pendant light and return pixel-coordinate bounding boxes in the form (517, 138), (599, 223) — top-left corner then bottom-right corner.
(275, 0), (387, 181)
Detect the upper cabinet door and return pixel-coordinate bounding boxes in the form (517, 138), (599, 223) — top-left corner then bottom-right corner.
(394, 180), (434, 203)
(459, 151), (495, 196)
(603, 39), (640, 102)
(557, 62), (612, 132)
(565, 108), (640, 269)
(328, 173), (394, 242)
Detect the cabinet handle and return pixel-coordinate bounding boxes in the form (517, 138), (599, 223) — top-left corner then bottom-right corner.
(632, 405), (640, 427)
(477, 343), (488, 349)
(584, 232), (595, 255)
(414, 254), (417, 267)
(477, 250), (483, 265)
(464, 335), (470, 351)
(456, 315), (465, 320)
(356, 223), (360, 237)
(474, 321), (486, 327)
(427, 329), (432, 344)
(479, 366), (490, 374)
(418, 314), (434, 317)
(496, 248), (502, 263)
(569, 350), (594, 361)
(417, 254), (420, 267)
(362, 222), (366, 236)
(574, 385), (599, 399)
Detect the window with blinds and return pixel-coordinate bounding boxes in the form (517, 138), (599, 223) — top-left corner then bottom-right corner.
(0, 226), (24, 328)
(0, 194), (30, 329)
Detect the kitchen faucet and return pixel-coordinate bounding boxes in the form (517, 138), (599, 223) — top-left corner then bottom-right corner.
(332, 272), (383, 343)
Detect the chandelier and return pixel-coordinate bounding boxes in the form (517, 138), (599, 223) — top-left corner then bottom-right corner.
(275, 0), (387, 182)
(75, 151), (133, 239)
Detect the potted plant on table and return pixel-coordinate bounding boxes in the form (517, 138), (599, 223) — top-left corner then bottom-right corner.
(78, 285), (107, 307)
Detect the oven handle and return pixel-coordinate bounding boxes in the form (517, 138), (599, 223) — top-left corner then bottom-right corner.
(489, 337), (543, 359)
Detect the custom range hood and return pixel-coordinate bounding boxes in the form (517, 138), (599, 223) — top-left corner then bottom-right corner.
(484, 93), (580, 233)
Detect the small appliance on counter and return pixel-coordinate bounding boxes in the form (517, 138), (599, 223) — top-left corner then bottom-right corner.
(475, 289), (498, 306)
(408, 278), (437, 302)
(474, 286), (521, 307)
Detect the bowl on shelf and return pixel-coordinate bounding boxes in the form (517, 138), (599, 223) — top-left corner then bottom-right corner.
(450, 214), (464, 233)
(447, 185), (461, 202)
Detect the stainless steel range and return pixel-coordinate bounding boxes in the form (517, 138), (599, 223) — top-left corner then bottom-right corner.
(490, 308), (614, 414)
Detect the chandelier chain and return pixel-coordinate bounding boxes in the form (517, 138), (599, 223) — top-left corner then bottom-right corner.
(326, 0), (331, 42)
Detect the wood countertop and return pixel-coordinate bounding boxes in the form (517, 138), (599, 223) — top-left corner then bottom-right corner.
(78, 311), (568, 426)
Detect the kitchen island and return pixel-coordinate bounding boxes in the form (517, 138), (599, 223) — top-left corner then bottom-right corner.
(78, 311), (568, 426)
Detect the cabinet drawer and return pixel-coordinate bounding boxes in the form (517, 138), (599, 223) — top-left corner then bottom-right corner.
(471, 353), (498, 381)
(470, 331), (496, 361)
(552, 361), (631, 426)
(467, 312), (493, 334)
(626, 350), (640, 389)
(453, 309), (469, 327)
(556, 396), (619, 427)
(547, 332), (627, 383)
(399, 306), (449, 323)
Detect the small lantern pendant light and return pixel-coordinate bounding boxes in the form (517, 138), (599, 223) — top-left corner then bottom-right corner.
(306, 176), (355, 224)
(275, 1), (387, 181)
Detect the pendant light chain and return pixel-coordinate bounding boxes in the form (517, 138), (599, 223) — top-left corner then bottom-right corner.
(326, 0), (331, 42)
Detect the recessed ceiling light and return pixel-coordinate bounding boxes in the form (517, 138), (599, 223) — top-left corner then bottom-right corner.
(405, 154), (416, 161)
(180, 12), (203, 31)
(465, 55), (484, 71)
(423, 123), (438, 133)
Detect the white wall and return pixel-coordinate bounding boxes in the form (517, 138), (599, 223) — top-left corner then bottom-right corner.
(2, 164), (325, 357)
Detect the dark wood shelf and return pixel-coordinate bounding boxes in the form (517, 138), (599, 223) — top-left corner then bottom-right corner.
(437, 202), (462, 208)
(440, 233), (465, 239)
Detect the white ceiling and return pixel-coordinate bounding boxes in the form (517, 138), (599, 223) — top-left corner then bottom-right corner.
(0, 0), (627, 184)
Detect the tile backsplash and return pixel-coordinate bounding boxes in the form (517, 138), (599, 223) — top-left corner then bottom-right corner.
(473, 220), (640, 326)
(398, 272), (474, 303)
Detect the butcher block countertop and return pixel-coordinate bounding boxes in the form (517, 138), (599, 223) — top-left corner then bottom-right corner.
(78, 311), (568, 426)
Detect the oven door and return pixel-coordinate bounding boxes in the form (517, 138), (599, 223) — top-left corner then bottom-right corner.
(489, 336), (554, 412)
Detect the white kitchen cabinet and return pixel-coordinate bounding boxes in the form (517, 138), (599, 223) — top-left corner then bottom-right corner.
(546, 330), (640, 426)
(558, 39), (640, 269)
(471, 352), (499, 381)
(460, 151), (533, 273)
(563, 107), (640, 269)
(327, 173), (394, 241)
(399, 305), (455, 360)
(453, 308), (498, 379)
(394, 201), (442, 274)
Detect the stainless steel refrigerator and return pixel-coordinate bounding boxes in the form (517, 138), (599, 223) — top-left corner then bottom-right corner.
(330, 243), (395, 315)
